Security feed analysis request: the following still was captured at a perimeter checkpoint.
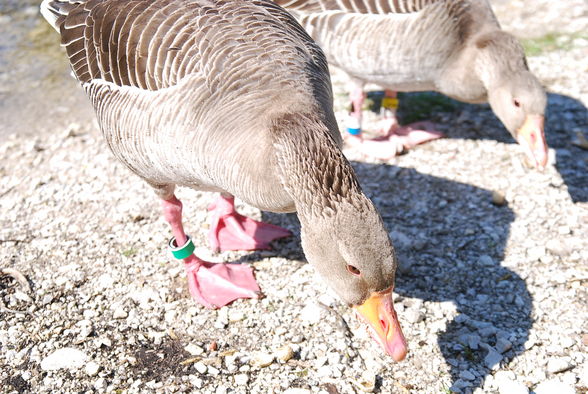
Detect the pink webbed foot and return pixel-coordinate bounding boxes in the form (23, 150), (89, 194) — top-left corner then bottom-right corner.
(172, 245), (260, 308)
(208, 195), (291, 252)
(381, 120), (444, 148)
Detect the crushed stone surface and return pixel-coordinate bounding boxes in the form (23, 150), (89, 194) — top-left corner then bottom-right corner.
(1, 1), (587, 393)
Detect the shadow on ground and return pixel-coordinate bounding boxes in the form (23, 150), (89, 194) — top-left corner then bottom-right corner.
(262, 161), (532, 392)
(370, 91), (588, 203)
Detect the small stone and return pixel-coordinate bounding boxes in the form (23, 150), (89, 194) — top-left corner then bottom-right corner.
(234, 374), (249, 385)
(85, 361), (100, 377)
(459, 370), (476, 381)
(194, 362), (207, 374)
(94, 377), (107, 391)
(209, 341), (218, 352)
(275, 345), (294, 362)
(112, 307), (128, 319)
(208, 366), (220, 376)
(478, 255), (494, 266)
(534, 379), (575, 394)
(405, 309), (425, 324)
(491, 191), (507, 206)
(527, 246), (546, 261)
(547, 357), (573, 374)
(495, 337), (512, 353)
(317, 365), (332, 377)
(41, 348), (88, 371)
(228, 310), (245, 322)
(251, 352), (274, 367)
(351, 371), (376, 393)
(497, 379), (528, 394)
(484, 348), (502, 370)
(185, 344), (204, 356)
(300, 302), (323, 325)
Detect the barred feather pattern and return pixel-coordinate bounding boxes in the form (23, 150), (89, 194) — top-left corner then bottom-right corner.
(40, 0), (344, 212)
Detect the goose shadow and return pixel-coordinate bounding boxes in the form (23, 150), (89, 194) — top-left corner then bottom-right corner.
(260, 161), (532, 393)
(370, 91), (588, 203)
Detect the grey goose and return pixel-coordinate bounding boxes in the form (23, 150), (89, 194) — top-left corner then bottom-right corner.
(275, 0), (548, 167)
(41, 0), (407, 360)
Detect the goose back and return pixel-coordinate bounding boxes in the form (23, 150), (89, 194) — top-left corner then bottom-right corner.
(43, 0), (339, 211)
(275, 0), (501, 95)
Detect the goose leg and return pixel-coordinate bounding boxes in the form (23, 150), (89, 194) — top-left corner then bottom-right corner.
(378, 90), (444, 147)
(208, 194), (291, 252)
(162, 195), (260, 308)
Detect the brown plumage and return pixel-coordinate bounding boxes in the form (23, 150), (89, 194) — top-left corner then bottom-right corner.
(275, 0), (549, 167)
(41, 0), (408, 359)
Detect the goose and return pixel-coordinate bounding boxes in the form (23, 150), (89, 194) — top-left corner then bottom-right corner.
(274, 0), (548, 167)
(41, 0), (407, 360)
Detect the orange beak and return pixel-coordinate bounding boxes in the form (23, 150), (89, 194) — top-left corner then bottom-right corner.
(353, 288), (407, 361)
(516, 115), (548, 169)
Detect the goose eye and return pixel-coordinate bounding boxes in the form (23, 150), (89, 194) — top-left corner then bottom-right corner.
(347, 265), (361, 276)
(513, 99), (521, 108)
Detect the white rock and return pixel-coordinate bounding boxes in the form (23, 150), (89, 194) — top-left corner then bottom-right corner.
(194, 362), (207, 374)
(547, 357), (573, 374)
(40, 348), (88, 371)
(112, 307), (128, 319)
(208, 366), (220, 376)
(275, 345), (294, 362)
(85, 361), (100, 376)
(405, 309), (425, 324)
(234, 374), (249, 385)
(185, 344), (204, 356)
(317, 365), (332, 377)
(300, 302), (323, 325)
(497, 379), (528, 394)
(251, 352), (274, 367)
(534, 379), (575, 394)
(228, 310), (245, 322)
(579, 362), (588, 386)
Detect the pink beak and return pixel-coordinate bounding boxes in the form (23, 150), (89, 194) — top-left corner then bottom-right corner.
(516, 114), (548, 169)
(353, 288), (408, 361)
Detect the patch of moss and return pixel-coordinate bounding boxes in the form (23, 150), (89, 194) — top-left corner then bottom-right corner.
(365, 91), (459, 124)
(521, 32), (588, 56)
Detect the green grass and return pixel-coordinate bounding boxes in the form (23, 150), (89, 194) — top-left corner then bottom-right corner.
(365, 91), (460, 124)
(397, 92), (459, 124)
(521, 32), (588, 56)
(121, 248), (138, 258)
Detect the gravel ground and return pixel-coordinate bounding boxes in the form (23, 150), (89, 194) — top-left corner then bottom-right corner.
(1, 1), (587, 393)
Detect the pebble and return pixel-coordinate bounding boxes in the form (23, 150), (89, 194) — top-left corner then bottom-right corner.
(40, 348), (88, 371)
(275, 345), (294, 362)
(283, 389), (311, 394)
(497, 379), (528, 394)
(112, 307), (128, 319)
(194, 362), (207, 374)
(459, 370), (476, 380)
(495, 337), (512, 353)
(547, 357), (573, 374)
(185, 344), (204, 356)
(300, 302), (323, 325)
(491, 190), (507, 206)
(534, 379), (575, 394)
(251, 352), (274, 367)
(234, 374), (249, 385)
(85, 361), (100, 377)
(405, 309), (425, 324)
(484, 348), (503, 370)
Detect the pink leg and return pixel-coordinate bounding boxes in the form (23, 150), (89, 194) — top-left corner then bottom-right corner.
(161, 196), (260, 308)
(208, 195), (291, 252)
(347, 90), (444, 161)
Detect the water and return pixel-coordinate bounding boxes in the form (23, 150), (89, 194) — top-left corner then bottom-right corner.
(0, 0), (94, 139)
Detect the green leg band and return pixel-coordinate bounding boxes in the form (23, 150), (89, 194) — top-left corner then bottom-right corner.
(169, 235), (195, 260)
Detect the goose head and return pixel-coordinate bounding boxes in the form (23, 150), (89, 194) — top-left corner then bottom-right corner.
(476, 32), (548, 169)
(299, 199), (407, 361)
